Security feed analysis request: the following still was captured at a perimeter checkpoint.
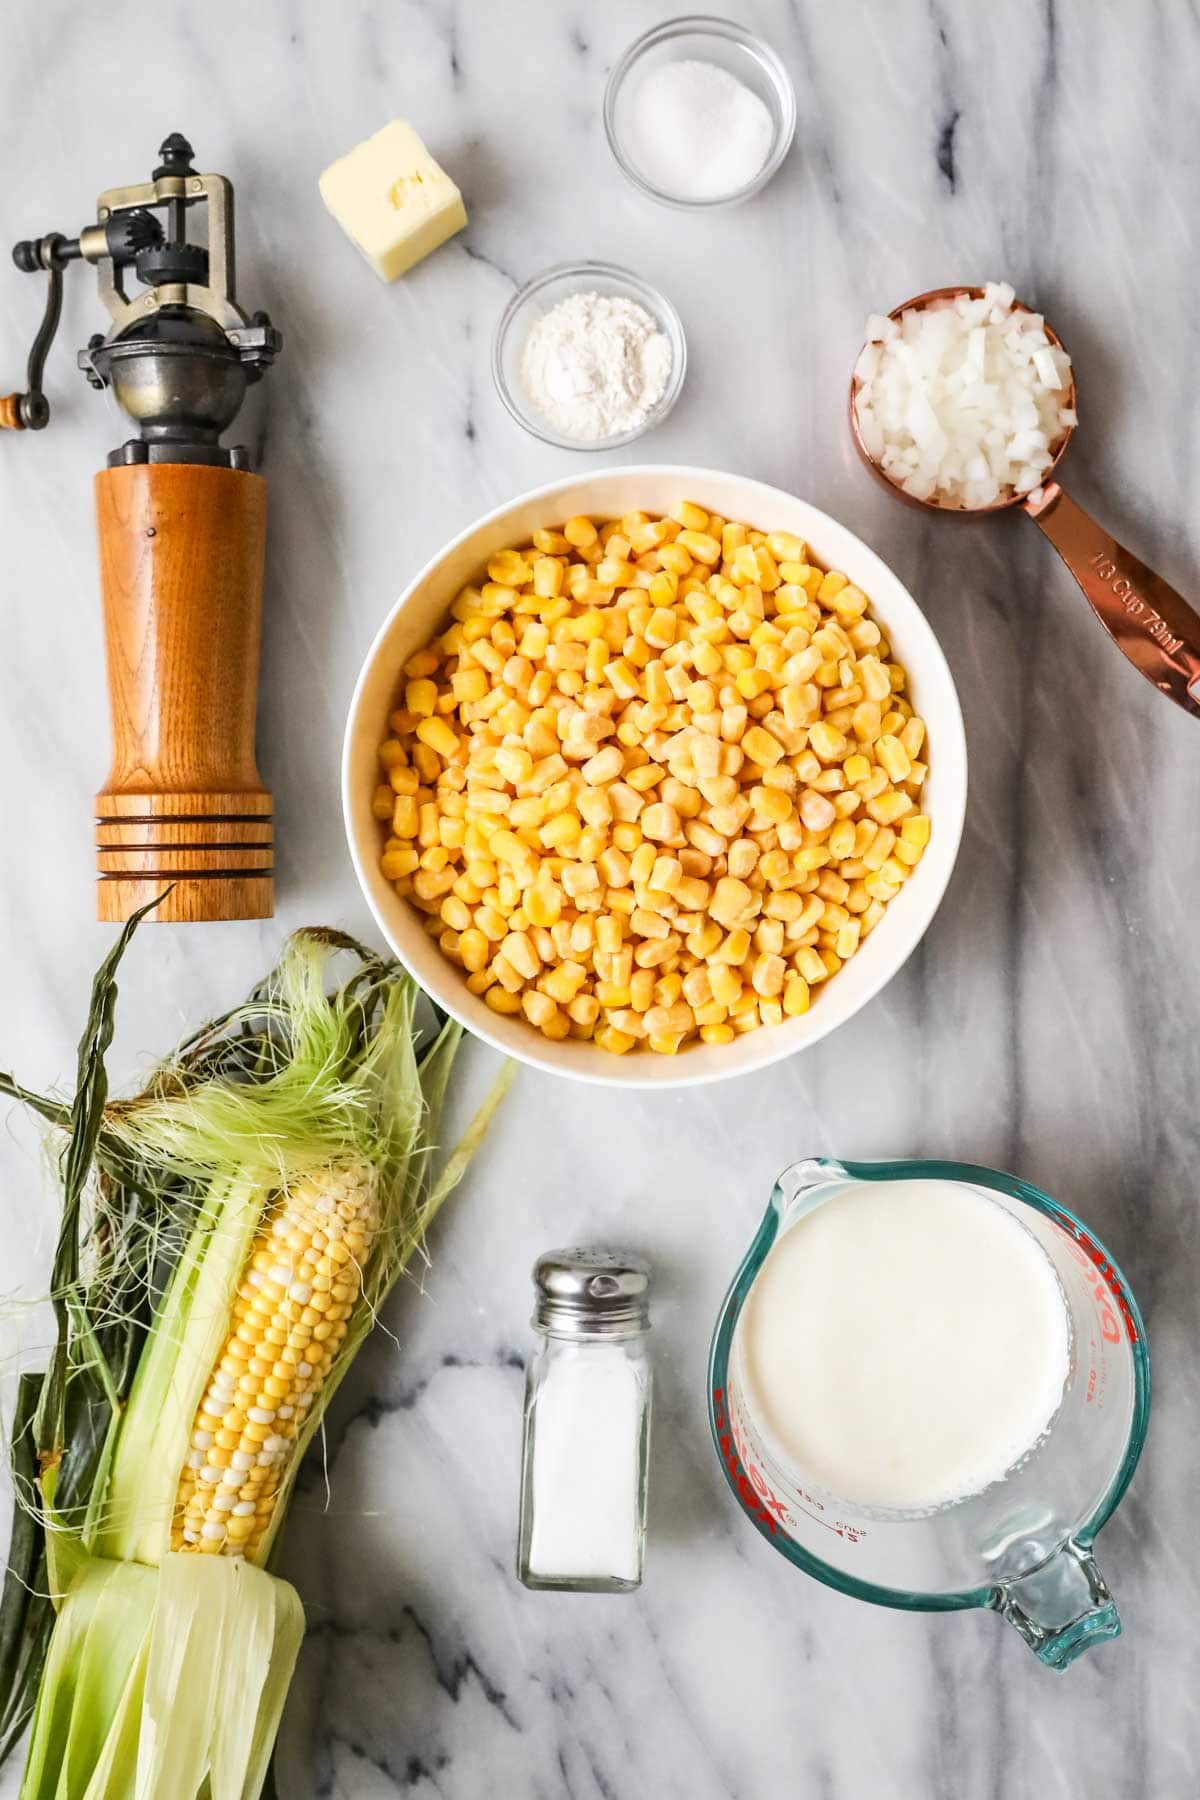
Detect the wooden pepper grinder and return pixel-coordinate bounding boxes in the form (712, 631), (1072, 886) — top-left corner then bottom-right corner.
(2, 134), (282, 922)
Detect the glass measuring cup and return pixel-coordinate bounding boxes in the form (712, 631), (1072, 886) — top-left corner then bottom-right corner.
(708, 1158), (1150, 1668)
(849, 286), (1200, 721)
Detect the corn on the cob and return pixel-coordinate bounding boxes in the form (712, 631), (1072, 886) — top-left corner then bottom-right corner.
(174, 1163), (380, 1560)
(0, 922), (512, 1800)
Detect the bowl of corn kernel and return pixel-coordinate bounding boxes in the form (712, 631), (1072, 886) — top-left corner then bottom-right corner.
(343, 467), (967, 1086)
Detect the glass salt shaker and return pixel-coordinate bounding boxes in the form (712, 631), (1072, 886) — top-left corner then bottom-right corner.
(517, 1248), (653, 1593)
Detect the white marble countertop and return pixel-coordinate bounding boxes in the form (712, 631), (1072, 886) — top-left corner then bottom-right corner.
(3, 2), (1200, 1796)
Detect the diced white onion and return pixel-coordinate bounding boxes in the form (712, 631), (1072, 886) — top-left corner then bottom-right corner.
(854, 280), (1075, 510)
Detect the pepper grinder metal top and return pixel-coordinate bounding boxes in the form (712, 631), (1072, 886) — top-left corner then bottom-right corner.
(4, 132), (280, 463)
(3, 135), (283, 925)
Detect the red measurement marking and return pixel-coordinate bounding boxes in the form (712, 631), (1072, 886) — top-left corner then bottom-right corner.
(713, 1387), (779, 1536)
(714, 1388), (865, 1543)
(1064, 1230), (1138, 1344)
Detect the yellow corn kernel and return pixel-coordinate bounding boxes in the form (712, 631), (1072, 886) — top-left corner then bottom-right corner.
(704, 961), (741, 1008)
(568, 992), (600, 1028)
(405, 678), (438, 718)
(622, 967), (652, 1010)
(656, 541), (693, 577)
(751, 953), (785, 998)
(521, 989), (559, 1031)
(851, 701), (882, 744)
(440, 895), (472, 933)
(808, 721), (847, 763)
(699, 1023), (736, 1046)
(876, 734), (911, 782)
(535, 962), (583, 1004)
(828, 819), (856, 860)
(563, 514), (598, 548)
(866, 791), (913, 825)
(414, 716), (460, 761)
(676, 528), (721, 566)
(641, 802), (681, 843)
(484, 985), (522, 1015)
(741, 724), (784, 767)
(595, 1025), (636, 1055)
(901, 715), (927, 759)
(539, 813), (581, 850)
(391, 796), (419, 838)
(751, 785), (792, 827)
(708, 877), (757, 928)
(381, 847), (420, 880)
(836, 919), (862, 960)
(458, 928), (490, 974)
(856, 655), (891, 702)
(404, 647), (441, 680)
(782, 975), (810, 1016)
(796, 946), (828, 984)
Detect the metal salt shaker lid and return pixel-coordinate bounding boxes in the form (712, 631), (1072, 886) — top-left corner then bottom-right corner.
(531, 1247), (652, 1338)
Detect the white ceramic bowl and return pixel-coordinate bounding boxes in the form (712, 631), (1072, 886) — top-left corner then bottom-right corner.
(343, 467), (967, 1088)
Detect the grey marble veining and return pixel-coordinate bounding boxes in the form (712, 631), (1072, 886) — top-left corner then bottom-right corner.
(2, 2), (1199, 1796)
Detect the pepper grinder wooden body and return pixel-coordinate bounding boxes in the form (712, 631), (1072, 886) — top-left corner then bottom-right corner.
(94, 460), (273, 923)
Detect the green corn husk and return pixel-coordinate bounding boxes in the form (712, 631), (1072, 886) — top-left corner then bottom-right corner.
(0, 912), (511, 1798)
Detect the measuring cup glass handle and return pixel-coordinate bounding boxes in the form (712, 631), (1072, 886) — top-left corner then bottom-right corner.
(1024, 483), (1200, 720)
(992, 1538), (1121, 1670)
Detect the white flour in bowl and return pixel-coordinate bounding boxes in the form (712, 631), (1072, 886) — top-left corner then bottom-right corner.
(519, 291), (672, 442)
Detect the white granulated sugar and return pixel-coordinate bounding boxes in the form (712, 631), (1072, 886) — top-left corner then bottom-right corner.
(626, 59), (774, 201)
(519, 291), (672, 443)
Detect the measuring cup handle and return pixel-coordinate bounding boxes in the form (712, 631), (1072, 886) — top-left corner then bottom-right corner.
(992, 1539), (1121, 1670)
(1024, 483), (1200, 720)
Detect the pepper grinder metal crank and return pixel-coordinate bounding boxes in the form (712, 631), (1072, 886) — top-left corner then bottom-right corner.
(3, 134), (281, 922)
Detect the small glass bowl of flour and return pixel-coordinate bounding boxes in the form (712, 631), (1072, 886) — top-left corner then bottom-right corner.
(605, 17), (796, 208)
(494, 261), (687, 450)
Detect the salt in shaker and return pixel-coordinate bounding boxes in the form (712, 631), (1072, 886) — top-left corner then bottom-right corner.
(517, 1248), (652, 1592)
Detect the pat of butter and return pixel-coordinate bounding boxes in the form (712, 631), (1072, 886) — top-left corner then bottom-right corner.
(319, 120), (467, 282)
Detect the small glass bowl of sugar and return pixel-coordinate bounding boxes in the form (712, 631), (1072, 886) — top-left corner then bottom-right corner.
(605, 17), (796, 209)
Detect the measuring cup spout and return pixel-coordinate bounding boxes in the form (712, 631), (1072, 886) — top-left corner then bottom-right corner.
(992, 1539), (1121, 1670)
(770, 1158), (849, 1223)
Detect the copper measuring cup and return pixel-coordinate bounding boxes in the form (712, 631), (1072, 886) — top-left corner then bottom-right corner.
(850, 286), (1200, 721)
